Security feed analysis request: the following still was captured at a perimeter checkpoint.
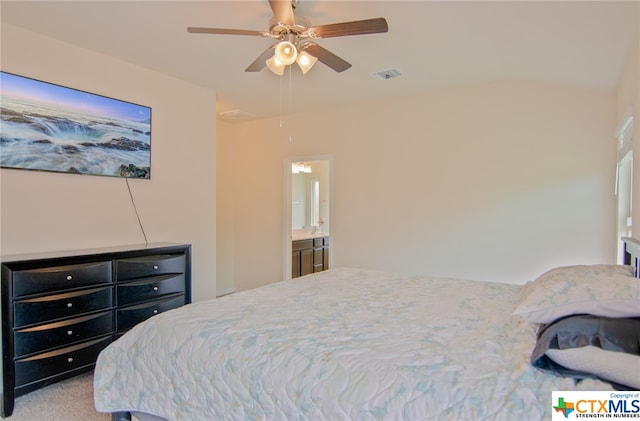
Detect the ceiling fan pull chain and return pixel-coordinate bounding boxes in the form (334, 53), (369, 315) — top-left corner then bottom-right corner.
(288, 65), (293, 142)
(288, 64), (293, 116)
(279, 71), (284, 128)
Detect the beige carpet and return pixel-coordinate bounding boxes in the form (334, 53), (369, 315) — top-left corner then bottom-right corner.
(10, 372), (110, 421)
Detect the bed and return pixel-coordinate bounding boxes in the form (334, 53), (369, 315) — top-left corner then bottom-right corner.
(94, 238), (640, 421)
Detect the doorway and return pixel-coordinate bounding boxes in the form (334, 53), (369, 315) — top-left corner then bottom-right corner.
(616, 115), (633, 262)
(284, 156), (333, 280)
(617, 151), (633, 262)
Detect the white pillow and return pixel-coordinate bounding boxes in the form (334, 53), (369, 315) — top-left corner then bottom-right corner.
(546, 346), (640, 389)
(513, 264), (639, 324)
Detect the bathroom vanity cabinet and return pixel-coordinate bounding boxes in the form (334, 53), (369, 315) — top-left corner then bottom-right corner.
(292, 236), (329, 278)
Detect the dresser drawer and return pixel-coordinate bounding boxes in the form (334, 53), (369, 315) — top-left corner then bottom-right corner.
(116, 254), (185, 281)
(13, 261), (112, 297)
(15, 336), (112, 387)
(14, 287), (113, 328)
(116, 295), (184, 331)
(14, 311), (113, 358)
(116, 274), (185, 306)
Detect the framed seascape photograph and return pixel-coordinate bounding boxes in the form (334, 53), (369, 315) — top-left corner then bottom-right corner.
(0, 71), (152, 179)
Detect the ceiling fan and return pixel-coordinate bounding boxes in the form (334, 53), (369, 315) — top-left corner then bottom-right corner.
(187, 0), (388, 75)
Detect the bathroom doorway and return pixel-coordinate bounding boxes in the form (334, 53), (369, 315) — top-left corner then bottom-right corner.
(616, 115), (633, 262)
(284, 156), (333, 280)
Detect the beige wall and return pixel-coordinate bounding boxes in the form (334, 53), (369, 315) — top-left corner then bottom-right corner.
(1, 24), (218, 301)
(216, 120), (235, 296)
(219, 80), (617, 290)
(2, 24), (628, 298)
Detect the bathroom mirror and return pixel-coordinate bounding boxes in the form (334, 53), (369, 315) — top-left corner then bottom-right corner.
(291, 160), (330, 232)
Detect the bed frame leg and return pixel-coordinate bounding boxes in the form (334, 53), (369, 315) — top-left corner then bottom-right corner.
(112, 411), (132, 421)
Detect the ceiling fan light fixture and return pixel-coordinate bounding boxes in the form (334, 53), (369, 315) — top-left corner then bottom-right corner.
(296, 51), (318, 75)
(266, 55), (285, 76)
(274, 41), (297, 65)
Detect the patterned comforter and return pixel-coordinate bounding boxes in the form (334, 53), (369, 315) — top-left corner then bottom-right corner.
(94, 268), (612, 420)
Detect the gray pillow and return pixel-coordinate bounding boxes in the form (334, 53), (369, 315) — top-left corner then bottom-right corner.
(531, 315), (640, 389)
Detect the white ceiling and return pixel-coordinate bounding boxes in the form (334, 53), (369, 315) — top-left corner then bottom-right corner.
(2, 1), (639, 121)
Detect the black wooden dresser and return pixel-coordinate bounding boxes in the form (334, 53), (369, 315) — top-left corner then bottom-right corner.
(0, 242), (191, 417)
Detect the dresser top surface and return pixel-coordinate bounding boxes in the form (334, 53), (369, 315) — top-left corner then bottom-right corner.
(1, 242), (189, 263)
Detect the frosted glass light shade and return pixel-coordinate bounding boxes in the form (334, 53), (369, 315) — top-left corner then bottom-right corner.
(296, 51), (317, 75)
(266, 56), (285, 76)
(274, 41), (297, 65)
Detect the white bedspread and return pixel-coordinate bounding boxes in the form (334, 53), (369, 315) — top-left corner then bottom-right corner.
(94, 268), (611, 420)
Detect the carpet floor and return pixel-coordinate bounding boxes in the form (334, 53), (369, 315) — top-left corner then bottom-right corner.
(9, 372), (110, 421)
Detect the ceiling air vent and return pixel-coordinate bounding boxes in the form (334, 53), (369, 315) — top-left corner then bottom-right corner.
(371, 68), (402, 80)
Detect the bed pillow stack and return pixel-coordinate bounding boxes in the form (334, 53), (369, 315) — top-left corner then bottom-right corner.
(512, 264), (640, 389)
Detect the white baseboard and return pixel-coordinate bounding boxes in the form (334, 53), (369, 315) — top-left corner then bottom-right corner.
(216, 288), (236, 297)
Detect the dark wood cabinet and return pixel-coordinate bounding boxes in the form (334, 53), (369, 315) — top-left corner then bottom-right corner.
(0, 243), (191, 417)
(292, 237), (329, 278)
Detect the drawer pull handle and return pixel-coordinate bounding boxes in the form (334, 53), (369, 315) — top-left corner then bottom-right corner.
(153, 309), (158, 314)
(67, 303), (73, 308)
(153, 265), (159, 270)
(67, 330), (73, 336)
(66, 275), (73, 281)
(153, 286), (159, 292)
(67, 357), (74, 363)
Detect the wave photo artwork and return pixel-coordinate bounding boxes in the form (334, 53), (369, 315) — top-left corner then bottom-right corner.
(0, 72), (151, 179)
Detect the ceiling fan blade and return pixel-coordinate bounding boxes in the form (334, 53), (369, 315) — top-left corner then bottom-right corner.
(187, 27), (265, 37)
(310, 17), (388, 38)
(269, 0), (295, 25)
(304, 44), (352, 73)
(245, 45), (276, 72)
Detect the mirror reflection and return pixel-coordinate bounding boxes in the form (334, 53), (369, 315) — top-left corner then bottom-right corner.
(291, 160), (330, 235)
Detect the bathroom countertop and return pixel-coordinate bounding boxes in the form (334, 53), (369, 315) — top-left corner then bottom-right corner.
(291, 232), (329, 241)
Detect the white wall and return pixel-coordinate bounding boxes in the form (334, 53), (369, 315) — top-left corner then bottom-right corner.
(1, 24), (218, 301)
(219, 80), (617, 290)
